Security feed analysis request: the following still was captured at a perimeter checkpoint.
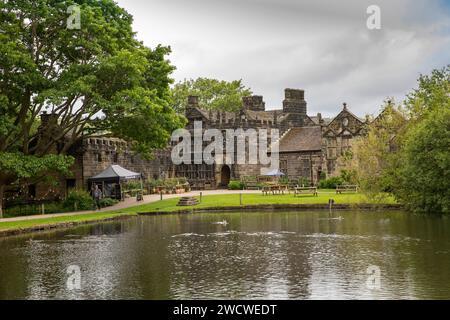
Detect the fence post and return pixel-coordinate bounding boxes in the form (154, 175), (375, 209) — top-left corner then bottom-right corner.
(41, 203), (45, 215)
(200, 192), (202, 203)
(328, 199), (335, 212)
(160, 191), (163, 201)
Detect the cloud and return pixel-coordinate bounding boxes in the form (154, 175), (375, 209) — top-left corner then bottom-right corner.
(116, 0), (450, 117)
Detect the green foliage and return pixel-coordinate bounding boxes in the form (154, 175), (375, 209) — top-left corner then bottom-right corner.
(394, 101), (450, 213)
(123, 181), (142, 191)
(147, 178), (188, 193)
(0, 153), (74, 179)
(172, 78), (252, 113)
(228, 180), (244, 190)
(340, 169), (357, 185)
(98, 198), (119, 208)
(0, 0), (185, 206)
(348, 66), (450, 213)
(298, 177), (311, 187)
(147, 179), (161, 189)
(319, 172), (327, 181)
(4, 202), (67, 218)
(345, 99), (406, 199)
(405, 65), (450, 120)
(279, 176), (289, 185)
(63, 190), (95, 210)
(318, 177), (344, 189)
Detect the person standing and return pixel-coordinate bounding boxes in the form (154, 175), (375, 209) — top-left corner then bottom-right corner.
(93, 185), (102, 210)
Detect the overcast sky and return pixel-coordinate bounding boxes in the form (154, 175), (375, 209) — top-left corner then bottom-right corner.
(116, 0), (450, 117)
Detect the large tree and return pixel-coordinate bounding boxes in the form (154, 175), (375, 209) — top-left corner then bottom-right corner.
(171, 78), (252, 113)
(345, 66), (450, 212)
(339, 100), (407, 202)
(393, 66), (450, 213)
(0, 0), (185, 217)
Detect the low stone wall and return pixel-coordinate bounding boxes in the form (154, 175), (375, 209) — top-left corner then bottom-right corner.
(139, 203), (404, 215)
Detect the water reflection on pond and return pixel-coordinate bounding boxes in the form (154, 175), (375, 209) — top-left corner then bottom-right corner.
(1, 210), (450, 300)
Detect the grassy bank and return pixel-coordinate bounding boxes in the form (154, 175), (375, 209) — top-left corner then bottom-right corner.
(121, 192), (397, 214)
(0, 191), (397, 234)
(0, 212), (136, 232)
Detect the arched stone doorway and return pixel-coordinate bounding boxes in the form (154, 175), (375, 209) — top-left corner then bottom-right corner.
(220, 165), (231, 187)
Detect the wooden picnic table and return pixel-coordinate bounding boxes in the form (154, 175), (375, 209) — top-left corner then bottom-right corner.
(294, 186), (318, 197)
(262, 184), (289, 195)
(336, 185), (358, 194)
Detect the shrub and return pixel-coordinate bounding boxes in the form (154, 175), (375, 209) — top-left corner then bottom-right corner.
(177, 177), (187, 184)
(340, 169), (357, 185)
(318, 177), (344, 189)
(279, 176), (289, 185)
(123, 180), (142, 191)
(98, 198), (119, 208)
(319, 171), (327, 181)
(4, 202), (68, 217)
(64, 190), (95, 210)
(298, 177), (311, 187)
(228, 180), (244, 190)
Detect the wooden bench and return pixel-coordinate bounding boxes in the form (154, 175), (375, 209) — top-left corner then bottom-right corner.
(242, 178), (260, 190)
(294, 187), (318, 197)
(336, 185), (358, 194)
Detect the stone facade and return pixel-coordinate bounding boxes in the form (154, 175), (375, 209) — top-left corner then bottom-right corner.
(176, 88), (367, 188)
(29, 88), (367, 199)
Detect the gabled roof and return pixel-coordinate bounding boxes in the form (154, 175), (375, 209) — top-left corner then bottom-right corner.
(327, 106), (365, 128)
(279, 126), (322, 152)
(185, 107), (211, 120)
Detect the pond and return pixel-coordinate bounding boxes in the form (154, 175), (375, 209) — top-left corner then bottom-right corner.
(1, 210), (450, 300)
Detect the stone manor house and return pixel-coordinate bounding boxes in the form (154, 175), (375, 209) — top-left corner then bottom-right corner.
(25, 88), (368, 199)
(178, 89), (367, 189)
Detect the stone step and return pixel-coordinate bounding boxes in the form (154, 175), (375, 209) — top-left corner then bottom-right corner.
(177, 197), (199, 206)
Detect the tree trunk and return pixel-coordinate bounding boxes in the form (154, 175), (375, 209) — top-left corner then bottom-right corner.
(0, 183), (4, 219)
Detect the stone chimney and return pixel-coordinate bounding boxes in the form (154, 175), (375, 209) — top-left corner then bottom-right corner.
(40, 111), (58, 126)
(282, 89), (307, 115)
(187, 95), (199, 107)
(36, 112), (60, 153)
(317, 113), (323, 124)
(185, 95), (199, 116)
(243, 95), (265, 111)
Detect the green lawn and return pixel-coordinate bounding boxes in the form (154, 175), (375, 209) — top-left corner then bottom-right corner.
(120, 191), (397, 213)
(0, 212), (136, 232)
(0, 191), (396, 232)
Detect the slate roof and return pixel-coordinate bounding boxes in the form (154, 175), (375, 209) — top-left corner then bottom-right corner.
(279, 127), (323, 152)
